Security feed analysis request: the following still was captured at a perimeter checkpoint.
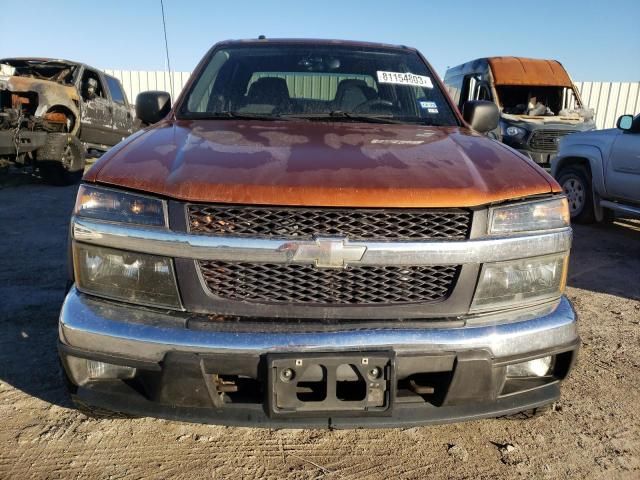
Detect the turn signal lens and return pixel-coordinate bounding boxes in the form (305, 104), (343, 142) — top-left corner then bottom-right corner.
(64, 356), (136, 385)
(506, 356), (554, 377)
(86, 360), (137, 380)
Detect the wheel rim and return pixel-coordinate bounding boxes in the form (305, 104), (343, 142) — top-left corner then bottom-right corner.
(562, 177), (585, 214)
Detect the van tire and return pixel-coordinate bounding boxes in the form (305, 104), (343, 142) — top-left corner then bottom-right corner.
(557, 167), (595, 223)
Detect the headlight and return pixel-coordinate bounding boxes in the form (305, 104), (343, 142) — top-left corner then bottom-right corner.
(504, 126), (526, 137)
(74, 185), (167, 226)
(489, 198), (570, 234)
(471, 253), (568, 312)
(73, 243), (181, 309)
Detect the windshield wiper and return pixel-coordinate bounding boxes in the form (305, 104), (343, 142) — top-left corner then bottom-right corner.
(182, 111), (288, 121)
(283, 111), (403, 124)
(405, 118), (447, 127)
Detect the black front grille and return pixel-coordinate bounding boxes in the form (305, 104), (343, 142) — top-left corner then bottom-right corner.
(199, 261), (460, 305)
(188, 205), (471, 240)
(528, 129), (577, 152)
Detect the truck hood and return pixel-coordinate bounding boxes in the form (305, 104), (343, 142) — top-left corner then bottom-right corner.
(559, 127), (621, 152)
(0, 74), (78, 101)
(87, 119), (558, 208)
(0, 74), (80, 126)
(502, 113), (595, 127)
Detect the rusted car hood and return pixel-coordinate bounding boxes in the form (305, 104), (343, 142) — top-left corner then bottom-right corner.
(87, 120), (559, 207)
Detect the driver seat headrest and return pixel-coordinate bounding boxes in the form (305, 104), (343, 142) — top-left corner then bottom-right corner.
(246, 77), (290, 105)
(334, 79), (377, 110)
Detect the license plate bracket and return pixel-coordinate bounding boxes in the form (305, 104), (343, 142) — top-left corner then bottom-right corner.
(267, 352), (394, 417)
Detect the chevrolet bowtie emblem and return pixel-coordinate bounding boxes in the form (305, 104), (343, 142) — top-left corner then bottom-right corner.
(292, 237), (367, 268)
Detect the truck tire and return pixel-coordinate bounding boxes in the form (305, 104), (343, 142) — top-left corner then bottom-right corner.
(557, 167), (595, 223)
(37, 133), (85, 186)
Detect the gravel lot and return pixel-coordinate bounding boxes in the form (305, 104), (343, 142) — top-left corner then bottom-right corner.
(0, 170), (638, 479)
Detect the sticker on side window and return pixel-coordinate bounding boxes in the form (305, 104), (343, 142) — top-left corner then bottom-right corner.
(419, 101), (438, 110)
(377, 71), (434, 88)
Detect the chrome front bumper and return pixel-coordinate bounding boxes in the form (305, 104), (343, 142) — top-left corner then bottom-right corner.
(59, 288), (578, 363)
(59, 289), (579, 426)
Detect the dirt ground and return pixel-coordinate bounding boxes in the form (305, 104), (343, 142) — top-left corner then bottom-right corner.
(0, 169), (638, 480)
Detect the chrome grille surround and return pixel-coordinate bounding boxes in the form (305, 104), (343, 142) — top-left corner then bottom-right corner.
(72, 215), (572, 316)
(72, 217), (572, 268)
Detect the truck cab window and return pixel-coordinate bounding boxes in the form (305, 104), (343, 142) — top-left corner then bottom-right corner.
(460, 74), (491, 106)
(106, 76), (126, 104)
(81, 70), (105, 101)
(476, 84), (491, 101)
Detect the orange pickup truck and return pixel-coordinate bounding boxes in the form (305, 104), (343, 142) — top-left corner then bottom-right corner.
(59, 39), (578, 427)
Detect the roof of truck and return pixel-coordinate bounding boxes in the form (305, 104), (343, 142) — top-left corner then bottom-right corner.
(487, 57), (573, 87)
(0, 57), (81, 66)
(445, 57), (574, 87)
(213, 38), (417, 52)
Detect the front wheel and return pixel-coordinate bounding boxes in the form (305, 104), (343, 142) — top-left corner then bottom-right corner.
(37, 134), (85, 186)
(557, 167), (595, 223)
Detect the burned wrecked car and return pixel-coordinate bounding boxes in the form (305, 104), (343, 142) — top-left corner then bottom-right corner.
(0, 58), (136, 184)
(444, 57), (595, 168)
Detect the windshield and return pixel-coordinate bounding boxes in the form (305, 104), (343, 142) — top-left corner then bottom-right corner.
(178, 45), (458, 126)
(496, 85), (583, 117)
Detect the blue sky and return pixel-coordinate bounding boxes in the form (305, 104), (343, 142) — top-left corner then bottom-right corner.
(1, 0), (638, 81)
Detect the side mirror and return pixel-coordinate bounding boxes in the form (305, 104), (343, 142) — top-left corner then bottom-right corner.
(462, 100), (500, 134)
(136, 91), (171, 125)
(617, 114), (634, 131)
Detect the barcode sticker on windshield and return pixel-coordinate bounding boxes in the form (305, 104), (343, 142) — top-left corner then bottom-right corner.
(377, 71), (434, 88)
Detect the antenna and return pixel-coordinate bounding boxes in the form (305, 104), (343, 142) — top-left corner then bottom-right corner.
(160, 0), (174, 98)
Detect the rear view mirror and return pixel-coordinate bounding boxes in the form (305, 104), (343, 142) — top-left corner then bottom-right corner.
(136, 91), (171, 125)
(617, 114), (633, 131)
(462, 100), (500, 134)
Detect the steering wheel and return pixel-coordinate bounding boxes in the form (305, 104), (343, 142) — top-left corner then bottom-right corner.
(353, 99), (394, 113)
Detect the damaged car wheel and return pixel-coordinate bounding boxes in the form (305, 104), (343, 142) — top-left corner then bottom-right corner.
(37, 133), (85, 186)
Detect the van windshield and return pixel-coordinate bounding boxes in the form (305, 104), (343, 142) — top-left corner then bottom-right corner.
(497, 85), (583, 117)
(179, 45), (459, 126)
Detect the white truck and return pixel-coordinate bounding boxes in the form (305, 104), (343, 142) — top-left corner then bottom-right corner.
(552, 114), (640, 223)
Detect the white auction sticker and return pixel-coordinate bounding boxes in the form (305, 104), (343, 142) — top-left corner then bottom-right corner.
(377, 71), (433, 88)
